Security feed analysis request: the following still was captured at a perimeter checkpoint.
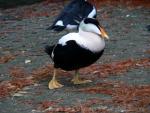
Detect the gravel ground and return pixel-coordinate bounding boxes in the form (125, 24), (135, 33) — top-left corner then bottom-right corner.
(0, 2), (150, 113)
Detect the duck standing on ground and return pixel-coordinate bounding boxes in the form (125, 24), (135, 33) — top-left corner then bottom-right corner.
(45, 18), (109, 89)
(47, 0), (97, 31)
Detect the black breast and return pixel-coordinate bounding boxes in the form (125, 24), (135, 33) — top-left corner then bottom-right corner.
(53, 40), (104, 71)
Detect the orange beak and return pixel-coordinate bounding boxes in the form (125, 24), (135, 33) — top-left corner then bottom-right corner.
(100, 27), (109, 39)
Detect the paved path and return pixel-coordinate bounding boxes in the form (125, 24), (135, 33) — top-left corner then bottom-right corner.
(0, 2), (150, 113)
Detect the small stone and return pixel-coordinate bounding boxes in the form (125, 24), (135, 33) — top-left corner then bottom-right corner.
(25, 59), (31, 64)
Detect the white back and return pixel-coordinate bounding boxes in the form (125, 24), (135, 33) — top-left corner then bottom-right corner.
(58, 31), (105, 53)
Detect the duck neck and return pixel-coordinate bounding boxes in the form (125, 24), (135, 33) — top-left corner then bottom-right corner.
(78, 28), (102, 40)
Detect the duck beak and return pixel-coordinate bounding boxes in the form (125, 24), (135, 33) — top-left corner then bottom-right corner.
(100, 27), (109, 39)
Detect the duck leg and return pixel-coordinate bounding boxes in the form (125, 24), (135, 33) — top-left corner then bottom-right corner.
(71, 70), (92, 84)
(48, 69), (63, 89)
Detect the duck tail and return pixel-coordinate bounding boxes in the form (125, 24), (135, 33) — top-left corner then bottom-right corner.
(45, 45), (54, 57)
(46, 25), (66, 31)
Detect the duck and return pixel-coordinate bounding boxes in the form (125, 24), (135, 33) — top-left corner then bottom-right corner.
(45, 18), (109, 89)
(47, 0), (97, 31)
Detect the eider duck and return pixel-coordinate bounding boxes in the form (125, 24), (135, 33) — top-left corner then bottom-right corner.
(45, 18), (109, 89)
(47, 0), (97, 31)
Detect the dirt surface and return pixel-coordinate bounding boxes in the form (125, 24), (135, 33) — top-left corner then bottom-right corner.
(0, 1), (150, 113)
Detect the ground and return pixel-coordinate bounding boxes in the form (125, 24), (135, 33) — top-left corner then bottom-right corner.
(0, 1), (150, 113)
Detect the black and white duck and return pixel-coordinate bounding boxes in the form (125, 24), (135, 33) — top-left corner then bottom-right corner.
(45, 18), (109, 89)
(47, 0), (97, 31)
